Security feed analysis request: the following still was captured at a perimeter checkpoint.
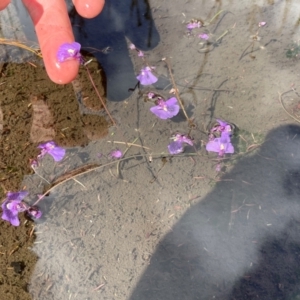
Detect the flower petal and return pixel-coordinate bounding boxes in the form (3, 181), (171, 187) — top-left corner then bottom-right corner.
(38, 141), (66, 162)
(1, 208), (20, 226)
(49, 147), (66, 162)
(168, 141), (184, 155)
(109, 149), (123, 159)
(6, 191), (28, 202)
(199, 33), (209, 40)
(57, 42), (81, 63)
(216, 119), (228, 127)
(165, 97), (178, 106)
(225, 142), (235, 154)
(206, 139), (221, 153)
(258, 21), (266, 27)
(27, 207), (43, 219)
(136, 67), (158, 85)
(150, 106), (172, 119)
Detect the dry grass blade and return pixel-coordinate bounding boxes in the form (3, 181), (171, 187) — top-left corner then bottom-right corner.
(107, 140), (151, 150)
(85, 65), (116, 126)
(116, 137), (138, 177)
(47, 164), (100, 189)
(32, 152), (200, 206)
(164, 59), (194, 127)
(0, 38), (42, 58)
(278, 90), (300, 123)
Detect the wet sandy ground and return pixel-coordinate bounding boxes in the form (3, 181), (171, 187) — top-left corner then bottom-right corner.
(2, 0), (300, 299)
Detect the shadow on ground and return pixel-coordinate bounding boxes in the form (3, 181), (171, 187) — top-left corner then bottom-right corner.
(129, 124), (300, 300)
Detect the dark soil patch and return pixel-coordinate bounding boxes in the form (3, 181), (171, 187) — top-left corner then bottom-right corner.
(0, 59), (109, 197)
(0, 56), (110, 299)
(0, 215), (37, 300)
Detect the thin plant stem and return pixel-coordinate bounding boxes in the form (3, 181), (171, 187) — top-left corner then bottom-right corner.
(278, 90), (300, 123)
(84, 65), (116, 126)
(107, 141), (151, 150)
(207, 10), (224, 25)
(33, 152), (199, 206)
(216, 29), (229, 42)
(164, 59), (194, 127)
(116, 137), (138, 176)
(32, 142), (262, 207)
(35, 172), (50, 185)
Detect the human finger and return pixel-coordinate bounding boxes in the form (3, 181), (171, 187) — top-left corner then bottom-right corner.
(0, 0), (10, 10)
(72, 0), (105, 18)
(23, 0), (79, 84)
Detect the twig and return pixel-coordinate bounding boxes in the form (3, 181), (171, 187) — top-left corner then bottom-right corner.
(85, 65), (116, 126)
(93, 283), (105, 291)
(206, 10), (224, 25)
(35, 172), (51, 185)
(72, 178), (86, 189)
(278, 90), (300, 123)
(164, 58), (194, 127)
(32, 152), (199, 206)
(107, 140), (151, 150)
(116, 137), (138, 177)
(216, 29), (229, 42)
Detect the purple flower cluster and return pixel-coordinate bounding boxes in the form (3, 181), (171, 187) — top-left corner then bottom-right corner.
(1, 191), (42, 226)
(1, 141), (66, 226)
(187, 20), (202, 30)
(206, 119), (234, 157)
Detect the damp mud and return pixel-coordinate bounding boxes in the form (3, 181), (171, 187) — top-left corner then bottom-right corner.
(0, 58), (109, 197)
(0, 57), (109, 299)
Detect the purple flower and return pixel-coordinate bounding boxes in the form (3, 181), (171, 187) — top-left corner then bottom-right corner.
(26, 206), (42, 219)
(206, 135), (234, 156)
(30, 159), (39, 170)
(136, 66), (158, 85)
(129, 43), (136, 50)
(1, 191), (28, 226)
(57, 42), (83, 63)
(150, 97), (180, 119)
(168, 134), (193, 155)
(187, 21), (202, 30)
(129, 44), (144, 57)
(198, 33), (209, 40)
(109, 149), (123, 159)
(147, 92), (156, 99)
(215, 163), (221, 172)
(38, 141), (66, 162)
(168, 141), (185, 154)
(173, 134), (193, 146)
(210, 119), (233, 137)
(258, 21), (266, 27)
